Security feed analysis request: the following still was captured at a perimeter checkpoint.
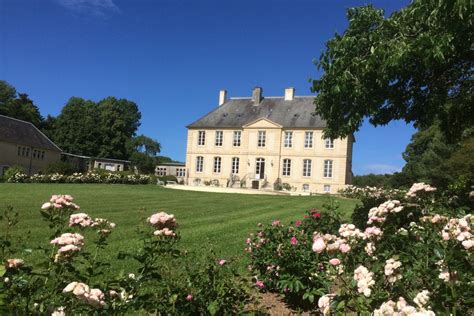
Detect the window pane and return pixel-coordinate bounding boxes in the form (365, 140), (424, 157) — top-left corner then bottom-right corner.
(258, 131), (266, 147)
(325, 138), (334, 149)
(324, 160), (333, 178)
(213, 157), (221, 173)
(304, 132), (313, 148)
(303, 159), (312, 177)
(284, 132), (292, 148)
(198, 131), (206, 146)
(196, 156), (204, 172)
(282, 159), (291, 176)
(233, 131), (241, 146)
(215, 131), (223, 146)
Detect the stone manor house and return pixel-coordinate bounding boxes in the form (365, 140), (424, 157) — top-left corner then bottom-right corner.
(185, 87), (354, 193)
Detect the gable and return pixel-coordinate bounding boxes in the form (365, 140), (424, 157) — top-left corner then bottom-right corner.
(243, 117), (282, 129)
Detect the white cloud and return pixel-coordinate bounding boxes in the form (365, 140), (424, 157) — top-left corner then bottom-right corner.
(55, 0), (120, 16)
(360, 164), (402, 175)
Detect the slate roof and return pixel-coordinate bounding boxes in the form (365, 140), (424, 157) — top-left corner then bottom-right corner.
(0, 115), (62, 152)
(187, 96), (326, 129)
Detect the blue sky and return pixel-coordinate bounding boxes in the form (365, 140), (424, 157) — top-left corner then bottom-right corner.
(0, 0), (414, 175)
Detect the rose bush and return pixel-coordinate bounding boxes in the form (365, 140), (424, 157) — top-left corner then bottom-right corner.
(249, 183), (473, 314)
(7, 171), (153, 184)
(0, 195), (256, 315)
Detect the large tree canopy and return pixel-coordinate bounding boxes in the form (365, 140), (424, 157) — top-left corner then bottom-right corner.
(311, 0), (472, 141)
(52, 97), (141, 160)
(0, 80), (43, 127)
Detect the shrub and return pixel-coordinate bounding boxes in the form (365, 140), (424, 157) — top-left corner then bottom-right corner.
(249, 183), (474, 314)
(4, 166), (28, 183)
(0, 196), (256, 314)
(246, 202), (343, 309)
(5, 172), (154, 185)
(43, 161), (78, 175)
(158, 175), (178, 183)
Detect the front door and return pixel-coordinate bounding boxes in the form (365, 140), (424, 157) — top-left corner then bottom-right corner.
(255, 158), (265, 180)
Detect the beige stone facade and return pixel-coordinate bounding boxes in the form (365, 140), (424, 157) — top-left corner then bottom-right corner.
(0, 115), (63, 176)
(0, 140), (62, 176)
(185, 88), (354, 194)
(155, 162), (186, 181)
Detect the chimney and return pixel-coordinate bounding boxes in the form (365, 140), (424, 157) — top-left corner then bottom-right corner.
(219, 89), (227, 106)
(252, 87), (262, 105)
(284, 87), (295, 101)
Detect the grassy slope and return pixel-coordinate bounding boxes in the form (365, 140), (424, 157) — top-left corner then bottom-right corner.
(0, 184), (357, 272)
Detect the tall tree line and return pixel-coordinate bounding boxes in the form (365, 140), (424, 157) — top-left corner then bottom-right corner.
(0, 80), (161, 173)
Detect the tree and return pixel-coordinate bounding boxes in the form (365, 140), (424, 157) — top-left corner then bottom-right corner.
(52, 97), (102, 156)
(311, 0), (473, 142)
(0, 80), (43, 127)
(97, 97), (141, 159)
(129, 135), (161, 174)
(131, 135), (161, 157)
(400, 124), (456, 187)
(51, 97), (141, 159)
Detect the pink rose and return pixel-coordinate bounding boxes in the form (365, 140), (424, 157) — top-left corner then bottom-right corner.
(272, 220), (281, 226)
(218, 259), (227, 266)
(295, 220), (302, 227)
(329, 258), (341, 266)
(255, 280), (264, 289)
(290, 237), (298, 245)
(462, 239), (473, 249)
(312, 237), (326, 253)
(186, 294), (193, 301)
(339, 243), (351, 253)
(442, 231), (450, 241)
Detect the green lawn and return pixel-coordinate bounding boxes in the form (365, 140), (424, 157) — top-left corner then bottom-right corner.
(0, 184), (357, 272)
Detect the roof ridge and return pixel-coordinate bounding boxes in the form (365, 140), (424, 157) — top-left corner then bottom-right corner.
(0, 114), (62, 152)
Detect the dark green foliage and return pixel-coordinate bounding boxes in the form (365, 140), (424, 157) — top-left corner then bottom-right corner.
(51, 97), (142, 160)
(311, 0), (473, 142)
(0, 81), (43, 127)
(42, 161), (78, 175)
(353, 174), (394, 188)
(158, 175), (178, 183)
(3, 166), (26, 181)
(130, 152), (156, 174)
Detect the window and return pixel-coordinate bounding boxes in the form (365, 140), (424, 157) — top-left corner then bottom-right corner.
(117, 165), (121, 171)
(17, 147), (21, 156)
(231, 157), (240, 174)
(304, 132), (313, 148)
(21, 147), (26, 156)
(25, 148), (30, 157)
(156, 167), (167, 176)
(98, 163), (102, 169)
(215, 131), (223, 146)
(284, 131), (293, 148)
(282, 159), (291, 176)
(257, 131), (266, 147)
(324, 160), (333, 178)
(198, 131), (206, 146)
(41, 151), (45, 160)
(196, 156), (204, 172)
(213, 157), (222, 173)
(176, 168), (186, 177)
(325, 138), (334, 149)
(32, 150), (37, 159)
(324, 184), (331, 193)
(303, 159), (312, 177)
(233, 131), (241, 147)
(303, 184), (310, 192)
